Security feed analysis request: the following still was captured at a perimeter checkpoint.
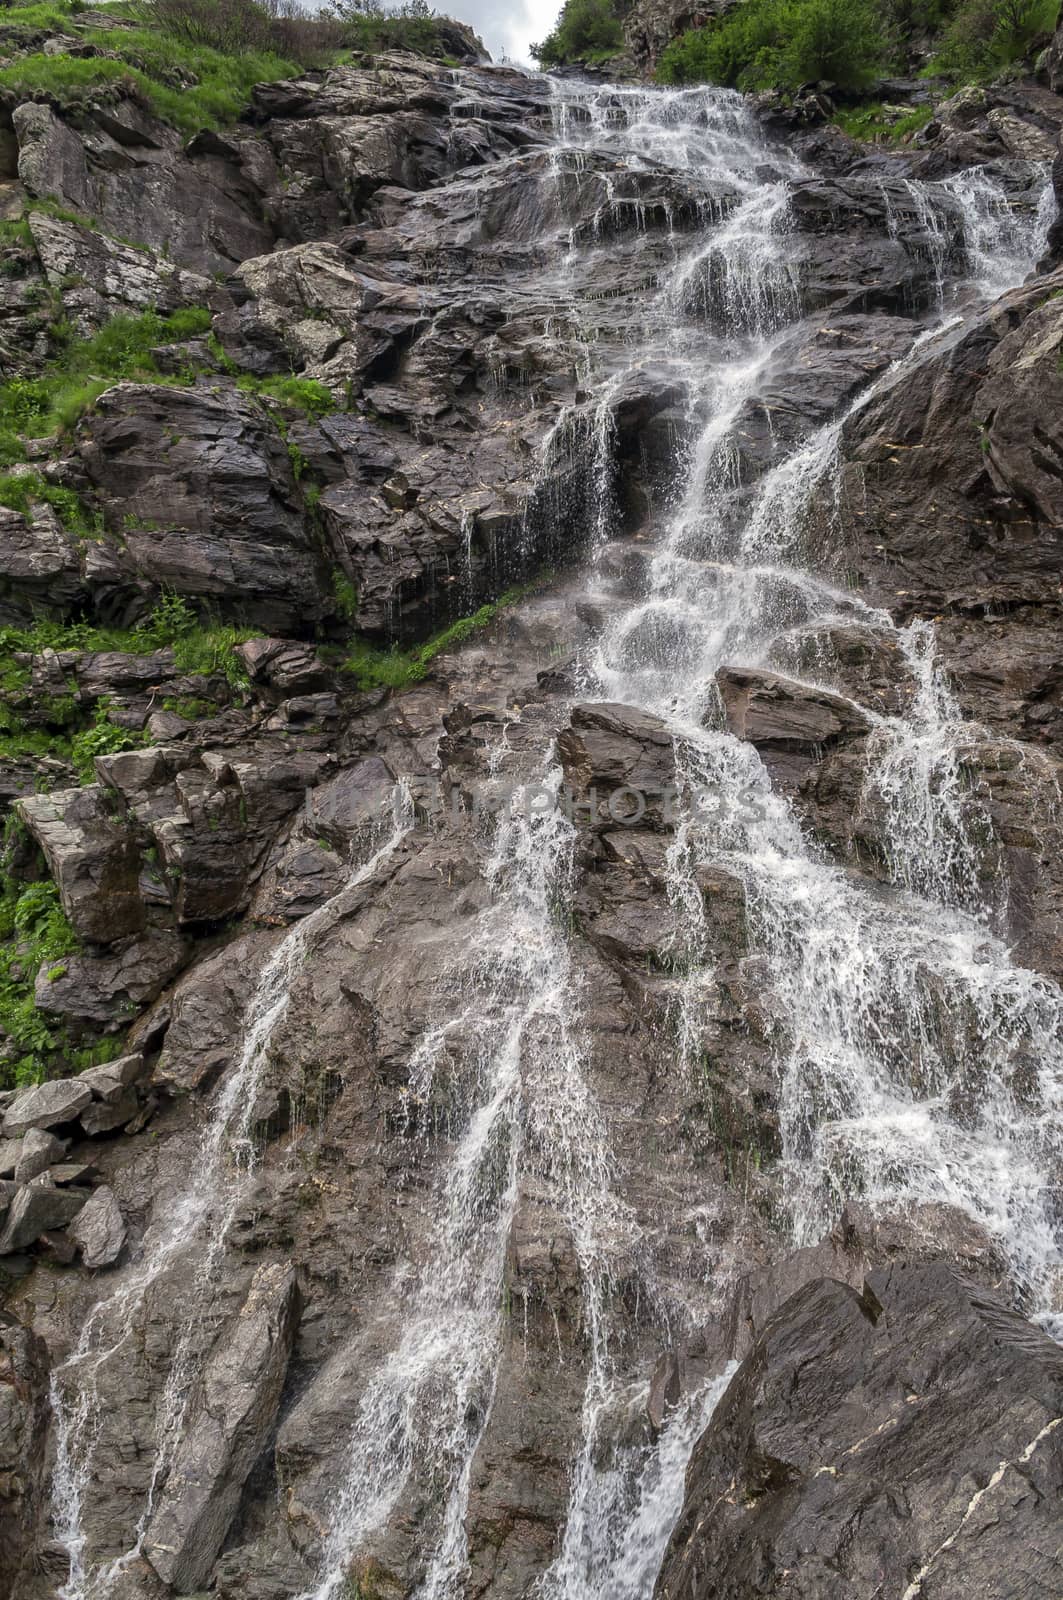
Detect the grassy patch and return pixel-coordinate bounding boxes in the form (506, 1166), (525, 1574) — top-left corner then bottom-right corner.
(0, 37), (304, 137)
(0, 819), (132, 1089)
(343, 588), (529, 693)
(0, 469), (100, 538)
(69, 699), (147, 781)
(0, 307), (214, 443)
(237, 373), (336, 420)
(0, 860), (78, 1090)
(833, 101), (936, 142)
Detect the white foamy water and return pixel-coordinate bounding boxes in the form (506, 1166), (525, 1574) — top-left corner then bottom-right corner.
(49, 72), (1061, 1600)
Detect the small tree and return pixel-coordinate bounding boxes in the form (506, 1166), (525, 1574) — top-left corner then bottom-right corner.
(532, 0), (624, 66)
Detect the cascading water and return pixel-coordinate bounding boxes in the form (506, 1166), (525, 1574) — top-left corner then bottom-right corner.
(48, 797), (412, 1600)
(540, 81), (1063, 1599)
(288, 79), (1063, 1600)
(46, 70), (1062, 1600)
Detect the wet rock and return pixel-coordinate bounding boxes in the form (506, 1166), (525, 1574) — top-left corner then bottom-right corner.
(68, 1184), (126, 1268)
(715, 666), (872, 789)
(2, 1076), (93, 1138)
(558, 702), (678, 829)
(0, 1181), (87, 1252)
(647, 1350), (681, 1432)
(13, 1127), (67, 1184)
(835, 265), (1063, 617)
(657, 1263), (1063, 1600)
(0, 1311), (50, 1591)
(153, 929), (276, 1094)
(251, 840), (347, 923)
(142, 1261), (301, 1591)
(303, 756), (398, 849)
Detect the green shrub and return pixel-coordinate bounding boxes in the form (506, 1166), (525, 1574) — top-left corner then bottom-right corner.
(239, 373), (336, 419)
(70, 699), (146, 781)
(932, 0), (1056, 77)
(0, 869), (80, 1089)
(658, 0), (888, 90)
(141, 0), (343, 65)
(532, 0), (624, 65)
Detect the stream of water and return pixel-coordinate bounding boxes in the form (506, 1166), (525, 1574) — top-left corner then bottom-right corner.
(48, 75), (1061, 1600)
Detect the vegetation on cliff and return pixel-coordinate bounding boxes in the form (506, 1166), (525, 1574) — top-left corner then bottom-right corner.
(534, 0), (1057, 97)
(532, 0), (624, 66)
(656, 0), (1058, 87)
(0, 0), (476, 135)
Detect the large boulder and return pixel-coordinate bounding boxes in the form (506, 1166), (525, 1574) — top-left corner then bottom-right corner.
(2, 1077), (93, 1138)
(141, 1261), (301, 1590)
(68, 1185), (126, 1268)
(17, 786), (143, 946)
(657, 1263), (1063, 1599)
(0, 1182), (87, 1253)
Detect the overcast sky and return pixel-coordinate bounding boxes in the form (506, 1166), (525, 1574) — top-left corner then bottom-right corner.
(449, 0), (559, 64)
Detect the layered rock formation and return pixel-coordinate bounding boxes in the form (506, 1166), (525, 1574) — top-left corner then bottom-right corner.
(0, 15), (1061, 1600)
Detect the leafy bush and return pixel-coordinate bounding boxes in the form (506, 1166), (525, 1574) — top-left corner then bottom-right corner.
(532, 0), (624, 66)
(238, 373), (336, 418)
(70, 699), (146, 781)
(0, 469), (97, 537)
(658, 0), (888, 90)
(0, 869), (79, 1089)
(933, 0), (1056, 77)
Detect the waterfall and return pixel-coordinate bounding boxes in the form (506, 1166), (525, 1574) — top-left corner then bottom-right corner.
(543, 86), (1062, 1599)
(48, 795), (413, 1600)
(46, 71), (1062, 1600)
(293, 81), (1060, 1600)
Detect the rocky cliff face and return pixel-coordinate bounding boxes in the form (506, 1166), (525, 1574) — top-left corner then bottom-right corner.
(0, 17), (1062, 1600)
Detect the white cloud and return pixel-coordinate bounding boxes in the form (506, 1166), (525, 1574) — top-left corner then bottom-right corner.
(461, 0), (559, 65)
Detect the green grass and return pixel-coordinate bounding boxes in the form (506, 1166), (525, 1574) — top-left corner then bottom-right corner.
(0, 3), (82, 27)
(0, 469), (100, 537)
(236, 373), (335, 419)
(0, 864), (79, 1089)
(833, 102), (936, 142)
(0, 34), (305, 136)
(0, 818), (132, 1089)
(0, 307), (213, 443)
(343, 588), (530, 693)
(69, 699), (148, 781)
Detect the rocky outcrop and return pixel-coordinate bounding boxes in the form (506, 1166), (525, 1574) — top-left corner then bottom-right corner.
(0, 27), (1061, 1600)
(142, 1262), (300, 1590)
(657, 1263), (1063, 1599)
(831, 265), (1063, 730)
